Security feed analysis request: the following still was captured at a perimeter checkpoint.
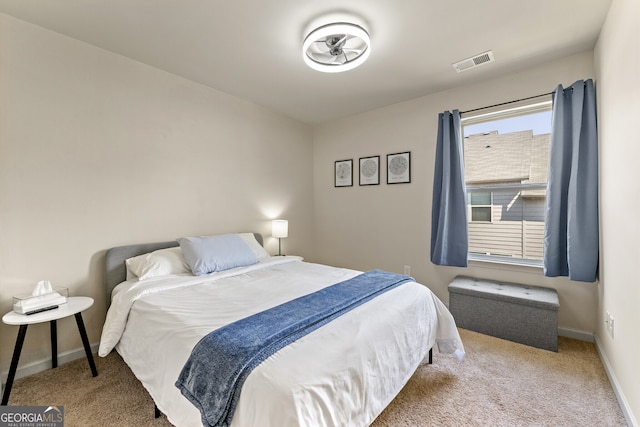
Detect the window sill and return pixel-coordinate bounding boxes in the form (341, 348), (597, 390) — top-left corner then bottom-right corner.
(468, 254), (543, 269)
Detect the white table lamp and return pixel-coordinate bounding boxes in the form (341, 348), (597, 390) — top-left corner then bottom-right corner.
(272, 220), (288, 256)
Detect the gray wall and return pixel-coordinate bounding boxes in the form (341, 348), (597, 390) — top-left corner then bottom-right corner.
(0, 13), (315, 370)
(595, 0), (640, 422)
(312, 51), (598, 335)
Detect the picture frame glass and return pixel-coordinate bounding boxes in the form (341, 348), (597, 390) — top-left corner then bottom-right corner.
(359, 156), (380, 185)
(335, 159), (353, 187)
(387, 152), (411, 184)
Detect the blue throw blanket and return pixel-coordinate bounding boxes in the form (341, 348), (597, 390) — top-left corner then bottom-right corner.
(175, 269), (412, 427)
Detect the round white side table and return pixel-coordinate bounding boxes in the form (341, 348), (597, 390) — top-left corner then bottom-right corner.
(1, 296), (98, 405)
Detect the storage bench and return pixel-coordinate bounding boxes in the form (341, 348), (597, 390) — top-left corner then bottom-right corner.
(448, 276), (559, 351)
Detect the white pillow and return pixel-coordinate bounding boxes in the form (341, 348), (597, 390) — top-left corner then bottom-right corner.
(125, 247), (191, 280)
(239, 233), (270, 259)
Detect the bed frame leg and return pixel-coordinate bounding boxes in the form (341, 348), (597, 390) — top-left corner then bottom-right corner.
(154, 404), (161, 419)
(428, 348), (433, 364)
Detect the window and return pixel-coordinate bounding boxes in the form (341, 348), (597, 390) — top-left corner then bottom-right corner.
(469, 191), (492, 222)
(462, 99), (552, 265)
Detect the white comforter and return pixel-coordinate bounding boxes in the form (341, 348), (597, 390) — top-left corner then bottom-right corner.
(99, 257), (464, 427)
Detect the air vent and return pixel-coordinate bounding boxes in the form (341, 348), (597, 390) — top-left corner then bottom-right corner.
(452, 50), (495, 73)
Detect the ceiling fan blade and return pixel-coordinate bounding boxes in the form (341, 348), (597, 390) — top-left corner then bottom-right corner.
(324, 54), (343, 65)
(310, 52), (335, 62)
(308, 43), (330, 54)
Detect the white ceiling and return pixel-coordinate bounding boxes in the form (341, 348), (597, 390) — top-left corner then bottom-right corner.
(0, 0), (612, 125)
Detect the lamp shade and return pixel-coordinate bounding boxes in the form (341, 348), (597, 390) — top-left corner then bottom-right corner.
(272, 220), (288, 238)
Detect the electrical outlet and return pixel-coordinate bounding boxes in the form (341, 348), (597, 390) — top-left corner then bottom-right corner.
(606, 311), (614, 338)
(403, 265), (411, 276)
(609, 316), (614, 338)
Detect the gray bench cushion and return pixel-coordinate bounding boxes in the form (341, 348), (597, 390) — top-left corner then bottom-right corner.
(448, 276), (559, 310)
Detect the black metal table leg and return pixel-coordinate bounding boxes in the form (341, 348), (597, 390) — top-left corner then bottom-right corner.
(2, 324), (28, 405)
(50, 319), (58, 369)
(74, 313), (98, 377)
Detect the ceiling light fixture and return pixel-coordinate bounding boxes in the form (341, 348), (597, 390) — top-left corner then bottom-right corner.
(303, 22), (370, 73)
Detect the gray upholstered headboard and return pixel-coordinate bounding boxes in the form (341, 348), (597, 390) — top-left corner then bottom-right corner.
(104, 233), (263, 304)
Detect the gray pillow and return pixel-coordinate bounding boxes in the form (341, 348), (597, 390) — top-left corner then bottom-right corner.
(177, 234), (258, 276)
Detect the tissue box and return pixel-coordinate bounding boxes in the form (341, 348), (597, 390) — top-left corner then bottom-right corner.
(13, 288), (69, 315)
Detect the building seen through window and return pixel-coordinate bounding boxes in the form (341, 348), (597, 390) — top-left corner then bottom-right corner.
(462, 103), (552, 264)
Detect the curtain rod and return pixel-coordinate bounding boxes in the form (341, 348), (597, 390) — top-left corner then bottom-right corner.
(460, 92), (553, 115)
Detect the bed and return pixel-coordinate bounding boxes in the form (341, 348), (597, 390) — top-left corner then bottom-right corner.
(99, 233), (464, 427)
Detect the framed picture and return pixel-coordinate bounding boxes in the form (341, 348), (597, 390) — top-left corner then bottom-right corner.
(387, 151), (411, 184)
(334, 159), (353, 187)
(359, 156), (380, 186)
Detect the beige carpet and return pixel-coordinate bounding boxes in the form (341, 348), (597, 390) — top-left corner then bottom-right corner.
(7, 328), (626, 426)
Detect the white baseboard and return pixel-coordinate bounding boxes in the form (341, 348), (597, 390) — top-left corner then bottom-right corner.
(1, 342), (99, 387)
(561, 328), (638, 426)
(595, 335), (639, 427)
(558, 327), (595, 342)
